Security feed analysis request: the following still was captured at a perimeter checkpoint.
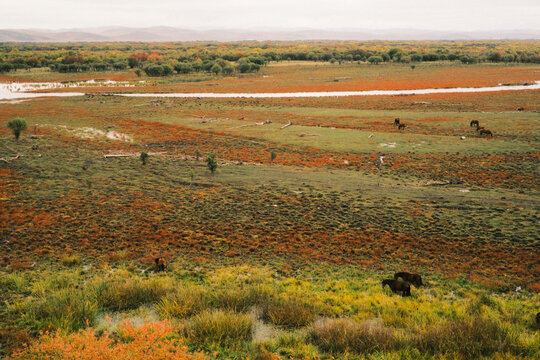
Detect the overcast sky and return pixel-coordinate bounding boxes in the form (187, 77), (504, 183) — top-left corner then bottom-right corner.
(3, 0), (540, 31)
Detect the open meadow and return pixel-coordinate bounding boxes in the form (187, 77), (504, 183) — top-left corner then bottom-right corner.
(0, 42), (539, 359)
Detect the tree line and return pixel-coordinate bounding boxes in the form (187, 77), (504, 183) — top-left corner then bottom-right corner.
(1, 41), (539, 75)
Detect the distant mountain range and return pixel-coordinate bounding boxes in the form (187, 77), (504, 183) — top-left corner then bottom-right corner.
(1, 27), (539, 42)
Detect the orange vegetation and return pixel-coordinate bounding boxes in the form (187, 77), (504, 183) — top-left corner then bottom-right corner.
(10, 320), (206, 360)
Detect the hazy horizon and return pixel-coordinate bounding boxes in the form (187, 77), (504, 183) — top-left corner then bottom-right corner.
(3, 0), (540, 32)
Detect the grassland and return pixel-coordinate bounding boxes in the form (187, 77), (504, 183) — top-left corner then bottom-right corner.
(0, 61), (539, 359)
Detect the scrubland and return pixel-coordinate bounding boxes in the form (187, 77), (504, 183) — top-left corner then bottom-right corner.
(0, 57), (539, 359)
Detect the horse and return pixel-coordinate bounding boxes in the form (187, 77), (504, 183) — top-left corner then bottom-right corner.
(470, 120), (479, 127)
(479, 129), (493, 137)
(398, 124), (406, 130)
(517, 107), (524, 112)
(154, 257), (167, 271)
(394, 272), (423, 287)
(382, 279), (411, 297)
(394, 118), (400, 126)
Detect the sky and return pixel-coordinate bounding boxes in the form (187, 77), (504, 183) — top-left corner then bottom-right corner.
(2, 0), (540, 31)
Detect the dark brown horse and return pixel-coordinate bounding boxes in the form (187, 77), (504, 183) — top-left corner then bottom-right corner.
(394, 272), (423, 287)
(470, 120), (479, 128)
(155, 257), (167, 271)
(479, 129), (493, 137)
(394, 118), (400, 126)
(382, 279), (411, 296)
(398, 124), (406, 130)
(517, 107), (524, 112)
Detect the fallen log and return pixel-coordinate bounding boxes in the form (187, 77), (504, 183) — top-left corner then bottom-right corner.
(281, 121), (293, 129)
(0, 154), (21, 163)
(235, 120), (272, 128)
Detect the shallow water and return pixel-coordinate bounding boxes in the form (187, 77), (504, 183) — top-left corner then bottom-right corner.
(1, 80), (539, 100)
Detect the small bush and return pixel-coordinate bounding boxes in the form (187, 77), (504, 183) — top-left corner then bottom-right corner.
(206, 152), (217, 173)
(310, 318), (398, 354)
(11, 320), (205, 360)
(262, 298), (315, 328)
(140, 151), (148, 165)
(7, 118), (27, 141)
(184, 309), (253, 346)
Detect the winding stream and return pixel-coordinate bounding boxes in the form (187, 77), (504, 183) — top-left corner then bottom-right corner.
(1, 80), (539, 101)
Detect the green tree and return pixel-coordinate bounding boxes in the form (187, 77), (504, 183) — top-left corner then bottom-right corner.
(222, 64), (235, 75)
(368, 56), (383, 64)
(174, 62), (192, 74)
(7, 118), (27, 141)
(206, 152), (217, 174)
(270, 151), (277, 164)
(211, 63), (222, 75)
(140, 151), (149, 165)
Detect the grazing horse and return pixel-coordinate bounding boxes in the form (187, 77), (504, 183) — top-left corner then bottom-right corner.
(394, 118), (400, 126)
(154, 257), (167, 271)
(479, 129), (493, 137)
(394, 272), (423, 287)
(517, 107), (524, 112)
(470, 120), (479, 128)
(398, 124), (406, 130)
(382, 279), (411, 297)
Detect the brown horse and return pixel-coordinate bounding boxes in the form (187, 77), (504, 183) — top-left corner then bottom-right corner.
(394, 118), (400, 126)
(394, 272), (423, 287)
(398, 124), (406, 130)
(470, 120), (479, 128)
(517, 107), (524, 112)
(155, 257), (167, 271)
(479, 129), (493, 137)
(382, 279), (411, 296)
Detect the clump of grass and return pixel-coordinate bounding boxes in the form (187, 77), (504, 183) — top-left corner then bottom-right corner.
(17, 288), (98, 333)
(272, 332), (320, 359)
(0, 272), (29, 292)
(251, 342), (279, 360)
(413, 316), (515, 359)
(466, 292), (500, 315)
(60, 254), (81, 267)
(309, 317), (398, 354)
(211, 285), (272, 312)
(184, 309), (253, 347)
(156, 287), (208, 318)
(261, 298), (316, 328)
(93, 276), (172, 311)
